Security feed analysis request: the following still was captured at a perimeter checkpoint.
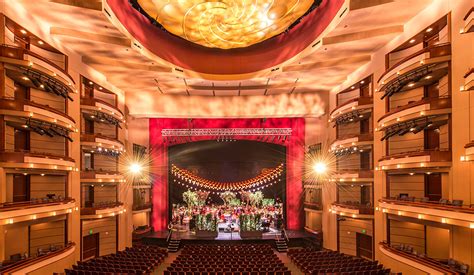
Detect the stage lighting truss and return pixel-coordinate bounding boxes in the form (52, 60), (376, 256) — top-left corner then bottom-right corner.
(21, 118), (73, 141)
(380, 116), (447, 141)
(171, 163), (284, 192)
(18, 68), (74, 101)
(333, 110), (371, 126)
(331, 145), (371, 158)
(380, 66), (433, 99)
(85, 110), (122, 128)
(162, 128), (292, 143)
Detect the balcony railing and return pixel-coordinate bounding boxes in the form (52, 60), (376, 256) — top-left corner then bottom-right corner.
(81, 97), (124, 118)
(81, 133), (124, 147)
(303, 202), (322, 211)
(332, 202), (374, 215)
(81, 202), (123, 215)
(379, 149), (451, 163)
(330, 97), (373, 118)
(379, 242), (465, 275)
(378, 43), (451, 85)
(380, 197), (474, 215)
(378, 96), (451, 126)
(334, 169), (374, 179)
(0, 242), (75, 274)
(0, 197), (74, 212)
(0, 149), (75, 170)
(0, 44), (74, 85)
(132, 202), (153, 211)
(0, 97), (76, 127)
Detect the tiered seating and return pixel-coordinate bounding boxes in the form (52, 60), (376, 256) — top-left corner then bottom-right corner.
(288, 248), (390, 275)
(165, 243), (290, 275)
(65, 244), (167, 275)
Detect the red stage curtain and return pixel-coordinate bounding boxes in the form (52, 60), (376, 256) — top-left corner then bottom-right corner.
(149, 118), (305, 231)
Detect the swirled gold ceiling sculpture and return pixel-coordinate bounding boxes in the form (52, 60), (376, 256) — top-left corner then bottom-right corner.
(136, 0), (315, 49)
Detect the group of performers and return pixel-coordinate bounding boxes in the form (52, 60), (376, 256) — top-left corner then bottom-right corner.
(171, 203), (284, 232)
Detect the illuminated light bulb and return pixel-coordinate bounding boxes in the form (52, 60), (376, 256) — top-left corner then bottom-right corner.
(409, 39), (416, 43)
(460, 156), (466, 161)
(418, 214), (423, 219)
(31, 215), (37, 220)
(441, 218), (447, 223)
(397, 211), (402, 216)
(99, 215), (103, 218)
(375, 207), (379, 211)
(382, 209), (387, 213)
(8, 219), (14, 224)
(312, 162), (327, 175)
(51, 212), (56, 216)
(352, 214), (357, 218)
(470, 223), (474, 229)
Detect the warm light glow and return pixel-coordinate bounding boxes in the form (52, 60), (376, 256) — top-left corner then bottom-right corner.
(129, 163), (143, 174)
(136, 0), (314, 49)
(313, 162), (328, 175)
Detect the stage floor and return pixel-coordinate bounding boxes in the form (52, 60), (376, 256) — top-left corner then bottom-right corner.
(146, 229), (311, 241)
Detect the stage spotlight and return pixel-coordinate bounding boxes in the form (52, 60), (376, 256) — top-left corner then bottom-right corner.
(129, 163), (143, 174)
(313, 162), (328, 175)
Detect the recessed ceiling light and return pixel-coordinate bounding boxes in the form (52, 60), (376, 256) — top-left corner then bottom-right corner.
(99, 87), (103, 90)
(408, 83), (415, 87)
(38, 40), (44, 45)
(426, 27), (433, 32)
(360, 81), (364, 84)
(351, 86), (355, 89)
(425, 75), (432, 79)
(20, 29), (27, 34)
(89, 81), (93, 85)
(409, 39), (416, 43)
(22, 76), (29, 81)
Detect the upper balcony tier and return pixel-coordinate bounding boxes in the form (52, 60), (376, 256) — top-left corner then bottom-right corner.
(81, 202), (125, 219)
(0, 242), (76, 275)
(463, 68), (474, 91)
(332, 169), (374, 183)
(81, 97), (124, 123)
(0, 44), (75, 88)
(303, 202), (322, 212)
(132, 202), (152, 213)
(378, 150), (451, 172)
(377, 97), (451, 130)
(379, 197), (474, 229)
(0, 198), (76, 225)
(377, 43), (451, 99)
(379, 242), (462, 275)
(81, 170), (125, 183)
(330, 133), (373, 153)
(0, 97), (77, 131)
(463, 8), (473, 34)
(81, 133), (124, 153)
(330, 202), (374, 219)
(329, 97), (373, 124)
(0, 150), (76, 171)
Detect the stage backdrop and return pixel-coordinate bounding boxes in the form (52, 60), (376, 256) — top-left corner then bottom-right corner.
(149, 118), (305, 231)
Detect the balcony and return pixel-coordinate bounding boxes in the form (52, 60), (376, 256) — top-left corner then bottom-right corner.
(0, 97), (77, 131)
(0, 44), (75, 87)
(378, 150), (451, 171)
(329, 97), (373, 123)
(331, 133), (373, 152)
(330, 202), (374, 218)
(377, 97), (451, 130)
(463, 69), (474, 91)
(81, 133), (124, 153)
(379, 197), (474, 229)
(378, 43), (451, 97)
(81, 97), (124, 122)
(303, 202), (322, 212)
(0, 150), (76, 171)
(463, 8), (473, 34)
(81, 202), (124, 219)
(0, 198), (76, 225)
(81, 170), (124, 183)
(132, 202), (152, 213)
(379, 242), (464, 275)
(332, 169), (374, 183)
(0, 242), (76, 274)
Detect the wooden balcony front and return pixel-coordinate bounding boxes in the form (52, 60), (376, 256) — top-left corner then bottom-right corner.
(331, 133), (373, 151)
(81, 133), (124, 152)
(379, 197), (474, 229)
(378, 150), (451, 171)
(0, 97), (77, 131)
(81, 170), (124, 183)
(330, 202), (374, 218)
(0, 44), (75, 86)
(463, 7), (473, 34)
(81, 202), (124, 219)
(463, 68), (474, 91)
(379, 242), (461, 275)
(332, 169), (374, 182)
(377, 96), (451, 130)
(0, 198), (76, 224)
(329, 97), (373, 121)
(303, 202), (322, 211)
(132, 202), (153, 212)
(0, 149), (76, 171)
(378, 43), (451, 91)
(81, 97), (124, 121)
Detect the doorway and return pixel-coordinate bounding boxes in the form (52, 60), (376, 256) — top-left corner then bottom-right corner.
(82, 233), (99, 260)
(356, 233), (373, 260)
(13, 174), (30, 202)
(425, 173), (442, 201)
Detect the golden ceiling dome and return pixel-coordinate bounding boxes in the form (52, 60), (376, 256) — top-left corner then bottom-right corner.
(136, 0), (315, 49)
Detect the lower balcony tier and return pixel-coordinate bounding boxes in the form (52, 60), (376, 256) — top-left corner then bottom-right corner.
(0, 242), (76, 275)
(81, 133), (124, 153)
(0, 198), (76, 225)
(303, 202), (322, 211)
(80, 202), (125, 219)
(0, 150), (76, 171)
(378, 150), (451, 172)
(330, 133), (373, 153)
(331, 170), (374, 183)
(379, 197), (474, 229)
(330, 202), (374, 218)
(379, 242), (464, 275)
(132, 202), (152, 213)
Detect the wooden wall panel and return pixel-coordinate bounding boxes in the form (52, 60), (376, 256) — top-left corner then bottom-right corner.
(82, 218), (117, 257)
(339, 218), (373, 256)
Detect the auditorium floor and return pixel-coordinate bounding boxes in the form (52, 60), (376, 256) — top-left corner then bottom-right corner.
(153, 249), (303, 274)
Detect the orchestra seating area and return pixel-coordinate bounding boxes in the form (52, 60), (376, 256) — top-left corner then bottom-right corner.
(288, 249), (391, 275)
(64, 245), (167, 275)
(164, 243), (290, 275)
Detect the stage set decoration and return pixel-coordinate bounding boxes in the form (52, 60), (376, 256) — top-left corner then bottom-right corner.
(149, 118), (305, 235)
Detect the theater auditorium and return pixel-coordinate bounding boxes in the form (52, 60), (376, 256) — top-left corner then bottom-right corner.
(0, 0), (472, 274)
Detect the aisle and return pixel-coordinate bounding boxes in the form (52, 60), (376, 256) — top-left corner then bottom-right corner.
(154, 251), (181, 274)
(276, 249), (303, 275)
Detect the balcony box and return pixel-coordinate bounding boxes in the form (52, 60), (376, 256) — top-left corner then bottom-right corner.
(378, 150), (451, 171)
(0, 150), (75, 171)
